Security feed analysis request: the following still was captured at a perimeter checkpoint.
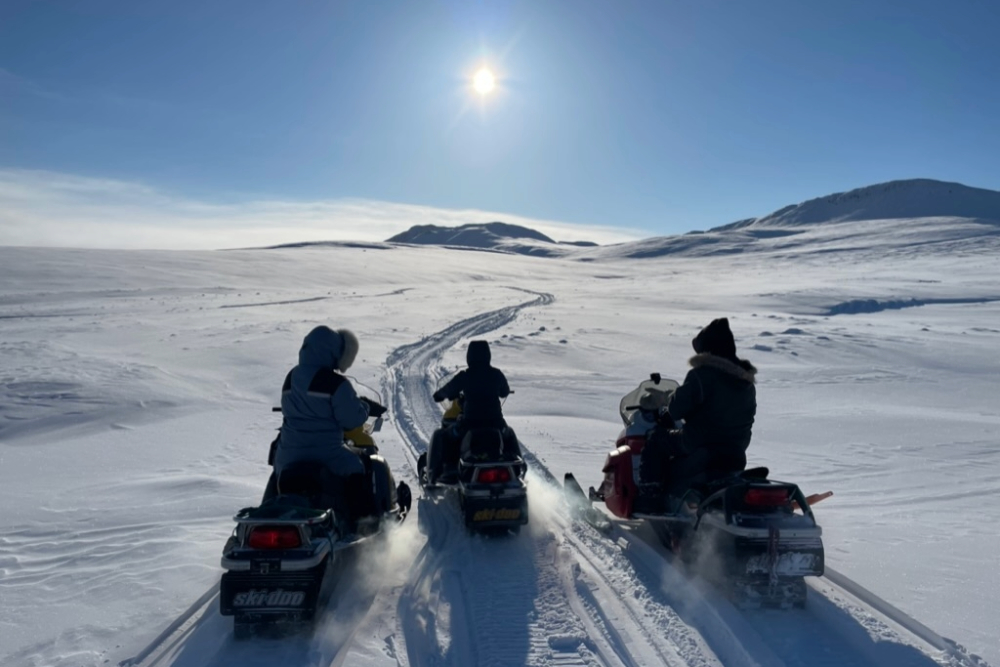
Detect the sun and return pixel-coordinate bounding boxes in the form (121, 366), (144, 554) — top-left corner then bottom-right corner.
(473, 68), (496, 95)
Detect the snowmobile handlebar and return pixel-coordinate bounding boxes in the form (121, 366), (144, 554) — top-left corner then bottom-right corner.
(271, 401), (388, 418)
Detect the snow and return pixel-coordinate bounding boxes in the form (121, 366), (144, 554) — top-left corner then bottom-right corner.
(1, 215), (999, 666)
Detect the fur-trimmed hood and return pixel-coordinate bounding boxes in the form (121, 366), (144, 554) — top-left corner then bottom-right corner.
(689, 352), (757, 383)
(299, 326), (359, 372)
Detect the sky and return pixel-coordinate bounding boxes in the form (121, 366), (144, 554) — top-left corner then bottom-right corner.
(2, 0), (1000, 248)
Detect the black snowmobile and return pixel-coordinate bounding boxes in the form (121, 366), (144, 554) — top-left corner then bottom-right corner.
(417, 392), (528, 534)
(219, 399), (411, 638)
(565, 373), (829, 608)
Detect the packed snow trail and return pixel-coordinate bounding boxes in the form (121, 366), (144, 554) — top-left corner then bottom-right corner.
(599, 516), (984, 667)
(384, 288), (723, 667)
(119, 545), (386, 667)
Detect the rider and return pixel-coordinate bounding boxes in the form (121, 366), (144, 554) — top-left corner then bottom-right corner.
(639, 317), (757, 504)
(273, 325), (384, 524)
(430, 340), (513, 479)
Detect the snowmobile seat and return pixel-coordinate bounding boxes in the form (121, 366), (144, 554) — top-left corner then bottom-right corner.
(276, 463), (345, 513)
(461, 428), (504, 462)
(277, 464), (326, 505)
(500, 427), (522, 461)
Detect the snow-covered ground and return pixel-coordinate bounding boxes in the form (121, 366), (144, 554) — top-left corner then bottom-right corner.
(1, 225), (998, 666)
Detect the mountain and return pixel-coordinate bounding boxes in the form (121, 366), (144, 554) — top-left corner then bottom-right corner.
(718, 178), (1000, 230)
(386, 221), (597, 257)
(588, 178), (1000, 260)
(388, 221), (554, 245)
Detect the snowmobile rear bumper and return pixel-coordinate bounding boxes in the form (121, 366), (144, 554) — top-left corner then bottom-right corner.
(461, 491), (529, 528)
(219, 557), (328, 619)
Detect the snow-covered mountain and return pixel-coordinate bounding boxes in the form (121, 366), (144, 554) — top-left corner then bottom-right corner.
(727, 178), (1000, 228)
(590, 178), (1000, 260)
(386, 221), (597, 256)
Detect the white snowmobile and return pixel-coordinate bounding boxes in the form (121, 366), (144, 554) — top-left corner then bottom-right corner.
(219, 398), (411, 638)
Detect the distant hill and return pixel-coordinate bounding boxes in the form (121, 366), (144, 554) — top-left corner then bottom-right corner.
(585, 179), (1000, 261)
(388, 221), (552, 245)
(385, 221), (597, 256)
(717, 179), (1000, 230)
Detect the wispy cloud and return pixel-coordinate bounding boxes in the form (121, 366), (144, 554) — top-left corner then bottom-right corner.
(0, 169), (646, 250)
(0, 67), (71, 103)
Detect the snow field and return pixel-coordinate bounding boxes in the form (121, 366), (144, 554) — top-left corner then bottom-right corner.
(1, 240), (998, 666)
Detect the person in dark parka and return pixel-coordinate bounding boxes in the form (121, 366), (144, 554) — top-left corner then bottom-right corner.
(639, 317), (757, 497)
(429, 340), (514, 480)
(433, 340), (511, 428)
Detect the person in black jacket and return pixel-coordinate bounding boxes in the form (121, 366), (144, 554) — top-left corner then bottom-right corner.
(433, 340), (510, 426)
(429, 340), (514, 481)
(639, 318), (757, 503)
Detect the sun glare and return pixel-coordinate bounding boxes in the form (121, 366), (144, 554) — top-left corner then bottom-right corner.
(473, 68), (496, 95)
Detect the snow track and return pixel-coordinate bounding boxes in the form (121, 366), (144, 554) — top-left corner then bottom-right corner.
(607, 522), (984, 667)
(384, 289), (720, 667)
(120, 547), (384, 667)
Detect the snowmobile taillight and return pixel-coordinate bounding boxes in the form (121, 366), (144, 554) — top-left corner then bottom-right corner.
(247, 525), (303, 550)
(477, 467), (512, 484)
(743, 487), (791, 507)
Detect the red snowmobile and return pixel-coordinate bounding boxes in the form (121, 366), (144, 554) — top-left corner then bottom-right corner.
(565, 373), (829, 608)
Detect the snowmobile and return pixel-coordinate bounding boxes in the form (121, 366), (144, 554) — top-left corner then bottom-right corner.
(417, 392), (528, 534)
(219, 399), (411, 638)
(565, 373), (828, 608)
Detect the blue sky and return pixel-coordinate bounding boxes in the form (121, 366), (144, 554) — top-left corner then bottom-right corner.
(2, 0), (999, 247)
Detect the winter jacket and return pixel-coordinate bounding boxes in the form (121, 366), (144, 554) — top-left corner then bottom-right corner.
(665, 352), (757, 471)
(276, 326), (368, 475)
(437, 340), (510, 425)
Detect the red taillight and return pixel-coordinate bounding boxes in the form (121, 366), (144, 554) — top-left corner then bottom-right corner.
(248, 525), (302, 549)
(477, 467), (512, 484)
(743, 488), (791, 507)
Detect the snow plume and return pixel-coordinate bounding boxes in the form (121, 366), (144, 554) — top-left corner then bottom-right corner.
(355, 516), (425, 594)
(523, 469), (571, 539)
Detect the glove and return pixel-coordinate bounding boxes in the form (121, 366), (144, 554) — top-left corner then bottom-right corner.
(432, 390), (445, 403)
(638, 389), (668, 411)
(360, 396), (387, 417)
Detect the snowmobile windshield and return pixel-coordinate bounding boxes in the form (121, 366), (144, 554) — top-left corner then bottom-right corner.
(619, 377), (679, 426)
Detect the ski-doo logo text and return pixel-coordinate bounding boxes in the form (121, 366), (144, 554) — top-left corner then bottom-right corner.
(232, 589), (306, 608)
(472, 508), (521, 522)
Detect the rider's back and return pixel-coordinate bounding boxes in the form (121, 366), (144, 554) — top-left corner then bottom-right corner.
(670, 354), (756, 470)
(438, 340), (510, 425)
(276, 327), (367, 471)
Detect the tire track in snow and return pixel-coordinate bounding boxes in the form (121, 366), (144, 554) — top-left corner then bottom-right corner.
(121, 548), (382, 667)
(613, 522), (974, 667)
(384, 289), (718, 667)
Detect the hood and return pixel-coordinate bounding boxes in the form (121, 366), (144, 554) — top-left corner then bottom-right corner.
(466, 340), (492, 368)
(689, 352), (757, 383)
(298, 326), (355, 370)
(692, 317), (738, 361)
